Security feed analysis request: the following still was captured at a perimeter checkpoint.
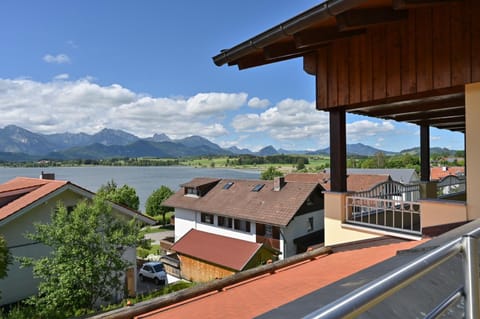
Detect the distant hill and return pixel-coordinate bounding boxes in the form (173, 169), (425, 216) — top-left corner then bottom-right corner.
(308, 143), (397, 157)
(0, 125), (462, 162)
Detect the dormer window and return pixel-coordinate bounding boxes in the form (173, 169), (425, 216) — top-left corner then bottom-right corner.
(185, 187), (200, 197)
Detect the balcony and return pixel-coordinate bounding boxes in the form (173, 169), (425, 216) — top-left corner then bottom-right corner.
(339, 177), (467, 241)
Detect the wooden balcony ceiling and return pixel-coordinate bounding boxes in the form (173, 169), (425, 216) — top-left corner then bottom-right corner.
(213, 0), (467, 133)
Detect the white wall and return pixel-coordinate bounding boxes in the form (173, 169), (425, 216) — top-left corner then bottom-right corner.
(174, 208), (256, 242)
(283, 210), (324, 258)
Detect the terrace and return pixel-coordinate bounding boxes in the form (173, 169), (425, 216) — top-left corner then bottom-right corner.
(344, 175), (466, 238)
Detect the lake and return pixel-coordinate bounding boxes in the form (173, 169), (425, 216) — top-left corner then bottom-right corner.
(0, 166), (260, 211)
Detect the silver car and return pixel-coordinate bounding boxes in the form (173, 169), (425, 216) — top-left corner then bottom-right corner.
(138, 261), (167, 285)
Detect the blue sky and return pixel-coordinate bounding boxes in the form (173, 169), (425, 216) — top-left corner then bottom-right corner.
(0, 1), (464, 152)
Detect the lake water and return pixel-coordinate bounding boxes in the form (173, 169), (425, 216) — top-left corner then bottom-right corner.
(0, 166), (260, 211)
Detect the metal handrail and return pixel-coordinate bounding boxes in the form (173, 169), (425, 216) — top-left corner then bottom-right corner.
(302, 230), (480, 319)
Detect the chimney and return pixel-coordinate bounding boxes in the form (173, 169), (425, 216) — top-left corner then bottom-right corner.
(40, 171), (55, 180)
(274, 176), (285, 191)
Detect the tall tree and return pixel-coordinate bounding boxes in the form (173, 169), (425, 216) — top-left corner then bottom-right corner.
(261, 166), (283, 180)
(20, 197), (141, 318)
(145, 186), (174, 225)
(98, 180), (140, 211)
(0, 235), (11, 301)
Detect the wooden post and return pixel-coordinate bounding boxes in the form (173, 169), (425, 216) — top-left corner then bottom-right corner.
(329, 109), (347, 192)
(420, 124), (430, 182)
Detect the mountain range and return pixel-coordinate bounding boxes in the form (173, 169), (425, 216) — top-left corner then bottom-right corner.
(0, 125), (459, 162)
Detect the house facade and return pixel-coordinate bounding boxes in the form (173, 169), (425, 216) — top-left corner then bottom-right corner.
(0, 175), (155, 306)
(165, 177), (325, 259)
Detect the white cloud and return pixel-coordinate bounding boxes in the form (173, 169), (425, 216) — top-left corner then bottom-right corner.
(0, 78), (243, 139)
(43, 53), (71, 64)
(186, 92), (247, 115)
(347, 120), (395, 142)
(232, 98), (329, 140)
(248, 97), (270, 109)
(53, 73), (69, 81)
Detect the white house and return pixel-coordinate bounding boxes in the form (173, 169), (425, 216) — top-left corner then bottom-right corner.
(0, 175), (155, 306)
(165, 176), (326, 259)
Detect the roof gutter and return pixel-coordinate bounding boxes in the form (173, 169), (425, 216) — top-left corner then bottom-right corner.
(212, 0), (370, 67)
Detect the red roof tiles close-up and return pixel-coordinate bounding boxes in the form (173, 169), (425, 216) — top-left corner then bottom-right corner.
(171, 229), (263, 271)
(136, 238), (425, 319)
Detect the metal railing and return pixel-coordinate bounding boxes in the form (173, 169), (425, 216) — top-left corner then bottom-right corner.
(346, 196), (421, 235)
(302, 230), (480, 319)
(437, 175), (466, 196)
(353, 180), (420, 202)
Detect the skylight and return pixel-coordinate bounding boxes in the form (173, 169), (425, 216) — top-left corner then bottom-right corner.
(223, 182), (234, 190)
(252, 184), (264, 192)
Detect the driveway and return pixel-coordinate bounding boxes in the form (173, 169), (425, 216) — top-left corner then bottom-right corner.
(144, 229), (174, 245)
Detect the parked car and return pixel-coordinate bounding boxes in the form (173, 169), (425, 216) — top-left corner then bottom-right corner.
(139, 261), (167, 285)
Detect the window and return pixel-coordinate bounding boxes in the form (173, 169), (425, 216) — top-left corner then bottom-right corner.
(234, 219), (251, 233)
(223, 182), (234, 190)
(252, 184), (264, 192)
(265, 224), (273, 238)
(307, 217), (314, 232)
(218, 216), (232, 228)
(200, 213), (214, 224)
(185, 187), (199, 196)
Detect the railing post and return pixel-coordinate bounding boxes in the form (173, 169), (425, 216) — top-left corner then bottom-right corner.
(462, 235), (480, 319)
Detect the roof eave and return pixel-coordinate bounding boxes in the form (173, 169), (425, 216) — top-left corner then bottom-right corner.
(212, 0), (369, 67)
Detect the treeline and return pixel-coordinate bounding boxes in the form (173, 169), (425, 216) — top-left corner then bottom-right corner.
(0, 158), (180, 167)
(225, 154), (309, 166)
(347, 152), (464, 172)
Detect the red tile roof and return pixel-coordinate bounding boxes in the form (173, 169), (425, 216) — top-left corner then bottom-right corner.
(136, 238), (425, 319)
(171, 229), (263, 271)
(164, 179), (321, 227)
(0, 177), (156, 225)
(0, 177), (68, 222)
(285, 172), (391, 192)
(430, 166), (465, 180)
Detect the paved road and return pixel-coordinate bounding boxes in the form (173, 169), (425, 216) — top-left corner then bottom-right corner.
(144, 229), (174, 245)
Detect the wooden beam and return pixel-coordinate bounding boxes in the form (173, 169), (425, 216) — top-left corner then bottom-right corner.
(393, 0), (462, 10)
(263, 41), (313, 60)
(336, 8), (408, 31)
(329, 109), (347, 192)
(389, 106), (464, 121)
(354, 96), (464, 117)
(294, 27), (365, 48)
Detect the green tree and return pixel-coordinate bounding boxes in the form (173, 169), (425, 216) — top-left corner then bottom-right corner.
(261, 166), (283, 180)
(20, 197), (141, 318)
(296, 158), (306, 171)
(98, 180), (139, 211)
(0, 235), (11, 300)
(145, 186), (174, 225)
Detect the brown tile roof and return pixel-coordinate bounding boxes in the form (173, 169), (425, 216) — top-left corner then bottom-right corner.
(164, 179), (320, 227)
(180, 177), (220, 188)
(0, 177), (68, 222)
(136, 238), (425, 319)
(171, 229), (263, 271)
(285, 173), (391, 192)
(430, 166), (465, 180)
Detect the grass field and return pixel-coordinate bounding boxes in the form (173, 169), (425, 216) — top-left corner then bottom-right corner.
(178, 155), (330, 173)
